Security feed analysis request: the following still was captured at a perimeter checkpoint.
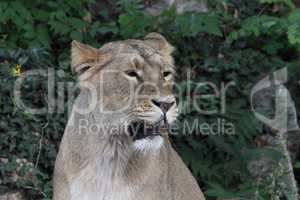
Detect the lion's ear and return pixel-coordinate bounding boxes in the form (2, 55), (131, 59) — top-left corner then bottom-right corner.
(144, 32), (174, 56)
(71, 41), (99, 74)
(71, 41), (111, 82)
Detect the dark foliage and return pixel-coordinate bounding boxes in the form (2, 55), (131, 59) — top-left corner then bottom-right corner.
(0, 0), (299, 199)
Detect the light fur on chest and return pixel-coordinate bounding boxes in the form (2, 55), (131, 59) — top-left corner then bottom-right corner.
(69, 165), (135, 200)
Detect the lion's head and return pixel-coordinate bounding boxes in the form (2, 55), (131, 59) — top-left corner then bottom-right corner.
(70, 33), (178, 152)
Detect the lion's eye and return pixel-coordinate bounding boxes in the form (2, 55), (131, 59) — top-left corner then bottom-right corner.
(163, 71), (172, 77)
(163, 71), (173, 80)
(125, 70), (140, 80)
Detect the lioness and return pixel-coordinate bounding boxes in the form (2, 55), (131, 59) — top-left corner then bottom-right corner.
(53, 33), (205, 200)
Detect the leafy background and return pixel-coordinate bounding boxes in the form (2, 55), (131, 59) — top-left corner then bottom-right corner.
(0, 0), (299, 199)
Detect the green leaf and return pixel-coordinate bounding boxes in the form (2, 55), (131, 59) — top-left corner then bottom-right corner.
(67, 17), (86, 30)
(228, 16), (284, 42)
(70, 31), (82, 41)
(205, 183), (236, 198)
(262, 41), (284, 55)
(36, 26), (51, 47)
(32, 10), (49, 21)
(176, 13), (222, 37)
(243, 148), (283, 162)
(90, 22), (118, 37)
(287, 23), (300, 45)
(288, 9), (300, 22)
(119, 12), (154, 38)
(23, 24), (35, 39)
(49, 20), (71, 35)
(257, 0), (295, 9)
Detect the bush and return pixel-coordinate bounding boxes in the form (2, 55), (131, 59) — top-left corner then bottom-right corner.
(0, 0), (299, 199)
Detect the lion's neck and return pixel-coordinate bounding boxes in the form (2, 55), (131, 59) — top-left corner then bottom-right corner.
(68, 138), (169, 200)
(69, 146), (169, 200)
(93, 137), (169, 182)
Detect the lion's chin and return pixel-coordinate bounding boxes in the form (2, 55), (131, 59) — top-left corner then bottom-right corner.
(133, 135), (164, 153)
(127, 120), (160, 139)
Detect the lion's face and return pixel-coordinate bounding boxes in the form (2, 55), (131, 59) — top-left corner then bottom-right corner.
(71, 33), (178, 152)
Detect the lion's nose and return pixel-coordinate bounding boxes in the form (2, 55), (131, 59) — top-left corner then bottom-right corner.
(151, 99), (175, 113)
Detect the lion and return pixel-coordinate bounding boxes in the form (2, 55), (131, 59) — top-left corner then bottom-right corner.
(53, 33), (206, 200)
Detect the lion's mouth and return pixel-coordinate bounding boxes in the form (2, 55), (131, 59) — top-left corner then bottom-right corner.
(128, 119), (167, 141)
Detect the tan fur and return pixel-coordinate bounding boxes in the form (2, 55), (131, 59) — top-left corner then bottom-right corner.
(53, 33), (205, 200)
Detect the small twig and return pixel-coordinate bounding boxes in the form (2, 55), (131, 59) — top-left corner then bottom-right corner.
(257, 5), (268, 16)
(23, 186), (47, 198)
(34, 118), (49, 168)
